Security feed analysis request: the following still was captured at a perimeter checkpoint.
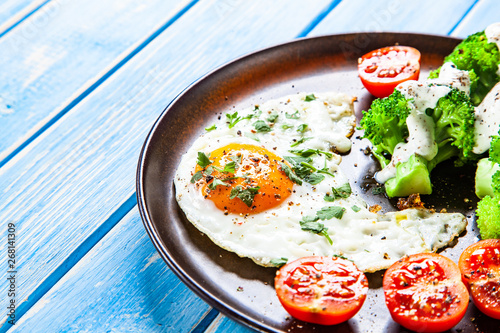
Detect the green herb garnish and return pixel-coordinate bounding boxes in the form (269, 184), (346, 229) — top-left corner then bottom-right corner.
(208, 178), (229, 190)
(253, 120), (272, 133)
(300, 216), (333, 245)
(197, 152), (212, 168)
(297, 124), (308, 133)
(229, 185), (260, 207)
(270, 257), (288, 268)
(304, 94), (316, 101)
(205, 124), (216, 132)
(190, 170), (203, 183)
(290, 137), (312, 147)
(317, 206), (345, 220)
(285, 110), (300, 119)
(289, 148), (333, 158)
(267, 111), (279, 123)
(325, 183), (352, 201)
(226, 112), (253, 129)
(279, 161), (302, 185)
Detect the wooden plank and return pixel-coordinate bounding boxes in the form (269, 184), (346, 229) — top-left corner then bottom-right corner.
(0, 0), (47, 36)
(0, 0), (334, 330)
(9, 208), (215, 332)
(0, 0), (194, 165)
(309, 0), (478, 36)
(5, 1), (494, 331)
(452, 0), (499, 37)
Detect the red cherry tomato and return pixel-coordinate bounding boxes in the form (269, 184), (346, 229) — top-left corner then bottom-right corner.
(459, 239), (500, 319)
(383, 253), (469, 332)
(274, 256), (368, 326)
(358, 46), (421, 98)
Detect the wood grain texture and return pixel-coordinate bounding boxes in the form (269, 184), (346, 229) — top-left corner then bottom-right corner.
(452, 0), (499, 36)
(0, 0), (334, 331)
(3, 0), (499, 332)
(10, 208), (214, 333)
(0, 0), (193, 164)
(309, 0), (478, 37)
(0, 0), (47, 35)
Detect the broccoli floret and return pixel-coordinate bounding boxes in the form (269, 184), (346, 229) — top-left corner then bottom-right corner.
(429, 31), (500, 105)
(475, 135), (500, 239)
(475, 135), (500, 198)
(362, 87), (476, 198)
(428, 88), (476, 167)
(359, 90), (411, 168)
(385, 154), (432, 198)
(475, 158), (500, 198)
(476, 196), (500, 239)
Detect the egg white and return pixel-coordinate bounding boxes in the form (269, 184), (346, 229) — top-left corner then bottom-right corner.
(174, 92), (466, 272)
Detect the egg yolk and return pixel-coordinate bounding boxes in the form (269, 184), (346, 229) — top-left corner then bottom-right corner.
(195, 143), (294, 214)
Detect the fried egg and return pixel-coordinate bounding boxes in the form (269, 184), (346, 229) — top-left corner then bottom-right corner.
(174, 92), (466, 272)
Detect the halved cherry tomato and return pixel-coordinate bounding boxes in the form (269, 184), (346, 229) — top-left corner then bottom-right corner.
(383, 253), (469, 332)
(358, 46), (421, 98)
(274, 256), (368, 326)
(459, 239), (500, 319)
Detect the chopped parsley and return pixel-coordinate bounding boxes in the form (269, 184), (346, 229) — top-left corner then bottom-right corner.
(266, 111), (279, 123)
(205, 166), (214, 176)
(208, 178), (228, 190)
(190, 170), (203, 183)
(297, 124), (308, 133)
(285, 110), (300, 119)
(300, 216), (332, 245)
(226, 112), (253, 129)
(278, 161), (303, 185)
(317, 206), (345, 220)
(253, 120), (272, 133)
(197, 152), (212, 168)
(303, 173), (325, 185)
(229, 186), (260, 207)
(205, 124), (216, 132)
(283, 156), (332, 185)
(222, 161), (237, 173)
(324, 183), (352, 201)
(290, 137), (312, 147)
(270, 257), (288, 268)
(372, 186), (386, 195)
(304, 94), (316, 102)
(231, 154), (242, 165)
(299, 161), (335, 178)
(289, 148), (333, 158)
(332, 254), (349, 260)
(351, 205), (361, 212)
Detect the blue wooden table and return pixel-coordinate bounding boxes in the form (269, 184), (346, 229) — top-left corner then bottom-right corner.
(1, 0), (499, 332)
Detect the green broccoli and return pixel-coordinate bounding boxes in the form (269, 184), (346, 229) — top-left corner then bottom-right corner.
(359, 89), (411, 168)
(475, 135), (500, 239)
(427, 88), (477, 167)
(429, 31), (500, 105)
(475, 134), (500, 198)
(384, 154), (432, 198)
(475, 158), (500, 198)
(360, 88), (476, 198)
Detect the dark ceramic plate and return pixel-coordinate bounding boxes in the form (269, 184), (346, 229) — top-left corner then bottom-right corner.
(137, 33), (497, 332)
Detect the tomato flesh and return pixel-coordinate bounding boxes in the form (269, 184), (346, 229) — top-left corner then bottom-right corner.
(358, 46), (421, 98)
(459, 239), (500, 319)
(275, 256), (368, 325)
(383, 253), (469, 332)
